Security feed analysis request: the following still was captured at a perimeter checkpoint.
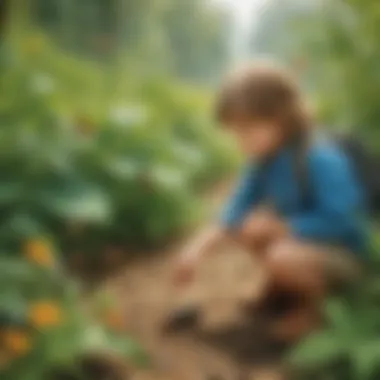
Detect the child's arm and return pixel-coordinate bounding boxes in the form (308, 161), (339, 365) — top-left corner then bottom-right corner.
(174, 165), (261, 284)
(288, 145), (363, 241)
(174, 225), (228, 284)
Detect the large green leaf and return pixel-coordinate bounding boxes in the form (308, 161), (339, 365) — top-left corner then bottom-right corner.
(288, 330), (347, 370)
(351, 340), (380, 380)
(41, 183), (113, 224)
(0, 181), (24, 204)
(103, 156), (141, 180)
(0, 213), (45, 240)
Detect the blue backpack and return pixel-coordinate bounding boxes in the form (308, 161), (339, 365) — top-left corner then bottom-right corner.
(294, 132), (380, 214)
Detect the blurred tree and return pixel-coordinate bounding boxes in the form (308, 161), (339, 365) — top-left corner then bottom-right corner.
(249, 0), (318, 63)
(289, 2), (380, 377)
(160, 0), (231, 83)
(33, 0), (119, 59)
(0, 0), (10, 36)
(30, 0), (231, 83)
(287, 0), (380, 139)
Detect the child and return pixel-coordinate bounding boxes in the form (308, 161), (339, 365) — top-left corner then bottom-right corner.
(174, 61), (368, 342)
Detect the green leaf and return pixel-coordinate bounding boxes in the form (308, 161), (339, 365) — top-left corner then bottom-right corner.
(104, 157), (140, 180)
(351, 341), (380, 380)
(324, 298), (357, 338)
(0, 182), (23, 204)
(81, 325), (111, 351)
(150, 165), (187, 190)
(288, 330), (346, 370)
(2, 213), (45, 239)
(106, 335), (150, 368)
(0, 257), (38, 281)
(0, 292), (26, 323)
(42, 183), (113, 224)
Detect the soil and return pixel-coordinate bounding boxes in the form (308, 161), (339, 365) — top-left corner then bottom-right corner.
(100, 184), (288, 380)
(101, 243), (288, 380)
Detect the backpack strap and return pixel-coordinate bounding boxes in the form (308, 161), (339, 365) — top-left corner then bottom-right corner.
(254, 158), (274, 207)
(291, 132), (313, 210)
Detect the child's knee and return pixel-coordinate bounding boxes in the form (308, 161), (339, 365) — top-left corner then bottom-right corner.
(265, 240), (324, 289)
(265, 240), (297, 279)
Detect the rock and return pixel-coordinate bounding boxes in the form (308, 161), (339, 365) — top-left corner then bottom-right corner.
(162, 305), (200, 334)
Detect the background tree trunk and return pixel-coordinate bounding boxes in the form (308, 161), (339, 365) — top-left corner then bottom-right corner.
(0, 0), (10, 37)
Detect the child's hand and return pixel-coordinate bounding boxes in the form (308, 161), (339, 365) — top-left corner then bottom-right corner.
(172, 225), (225, 288)
(241, 209), (288, 248)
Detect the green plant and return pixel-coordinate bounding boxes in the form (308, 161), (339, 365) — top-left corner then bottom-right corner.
(0, 36), (238, 264)
(0, 243), (148, 380)
(289, 254), (380, 380)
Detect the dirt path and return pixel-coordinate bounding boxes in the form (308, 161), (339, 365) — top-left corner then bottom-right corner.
(105, 244), (287, 380)
(105, 185), (285, 380)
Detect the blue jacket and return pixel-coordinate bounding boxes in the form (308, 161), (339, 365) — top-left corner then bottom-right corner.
(220, 138), (369, 257)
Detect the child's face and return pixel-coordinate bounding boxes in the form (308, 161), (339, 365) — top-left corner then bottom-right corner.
(227, 118), (283, 159)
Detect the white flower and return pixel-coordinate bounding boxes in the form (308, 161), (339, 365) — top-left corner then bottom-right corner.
(31, 72), (55, 94)
(108, 158), (139, 179)
(109, 104), (148, 127)
(172, 143), (204, 167)
(82, 326), (108, 349)
(152, 166), (186, 189)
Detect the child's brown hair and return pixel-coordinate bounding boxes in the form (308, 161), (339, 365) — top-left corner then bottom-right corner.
(215, 61), (312, 139)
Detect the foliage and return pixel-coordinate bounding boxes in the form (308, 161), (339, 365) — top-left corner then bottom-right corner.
(275, 0), (380, 141)
(251, 2), (380, 378)
(0, 240), (148, 380)
(289, 245), (380, 380)
(29, 0), (232, 83)
(0, 36), (237, 263)
(0, 1), (237, 379)
(249, 0), (319, 64)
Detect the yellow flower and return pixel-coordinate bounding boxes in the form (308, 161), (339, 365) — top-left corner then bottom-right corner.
(24, 239), (54, 267)
(29, 302), (63, 328)
(3, 330), (32, 356)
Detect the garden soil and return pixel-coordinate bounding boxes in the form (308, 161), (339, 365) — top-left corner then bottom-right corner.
(109, 247), (287, 380)
(104, 185), (287, 380)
